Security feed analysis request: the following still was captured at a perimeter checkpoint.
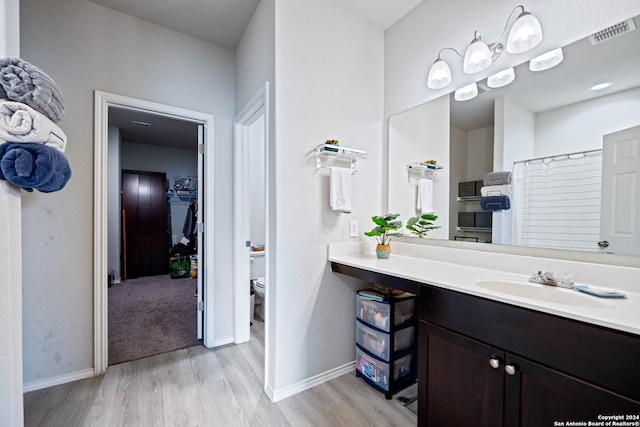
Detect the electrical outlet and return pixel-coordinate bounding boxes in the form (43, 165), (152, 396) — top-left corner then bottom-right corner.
(350, 220), (358, 237)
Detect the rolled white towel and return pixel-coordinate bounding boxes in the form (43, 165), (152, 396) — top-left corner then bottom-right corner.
(480, 184), (512, 197)
(0, 100), (67, 152)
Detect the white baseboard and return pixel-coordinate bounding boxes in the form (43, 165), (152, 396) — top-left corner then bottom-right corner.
(268, 360), (355, 402)
(23, 368), (95, 393)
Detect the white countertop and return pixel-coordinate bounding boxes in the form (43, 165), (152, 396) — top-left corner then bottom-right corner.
(328, 242), (640, 336)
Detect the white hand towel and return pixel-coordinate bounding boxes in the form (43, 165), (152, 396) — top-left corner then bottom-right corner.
(0, 100), (67, 152)
(330, 166), (352, 213)
(416, 178), (434, 214)
(481, 184), (512, 197)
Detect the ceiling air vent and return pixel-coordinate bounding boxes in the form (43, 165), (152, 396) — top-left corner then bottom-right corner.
(588, 18), (637, 45)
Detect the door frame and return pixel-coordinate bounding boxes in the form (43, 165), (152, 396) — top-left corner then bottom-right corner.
(93, 91), (215, 374)
(233, 82), (270, 379)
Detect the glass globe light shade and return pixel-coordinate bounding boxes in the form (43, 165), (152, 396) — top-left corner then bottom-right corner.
(487, 67), (515, 88)
(454, 82), (478, 101)
(529, 48), (563, 71)
(507, 11), (542, 53)
(463, 37), (492, 74)
(427, 58), (452, 89)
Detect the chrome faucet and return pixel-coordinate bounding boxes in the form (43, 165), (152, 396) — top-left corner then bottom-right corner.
(529, 271), (574, 289)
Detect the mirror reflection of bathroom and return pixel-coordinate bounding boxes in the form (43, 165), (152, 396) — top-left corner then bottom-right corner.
(248, 114), (267, 335)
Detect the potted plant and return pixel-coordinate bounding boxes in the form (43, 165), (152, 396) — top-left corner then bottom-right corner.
(406, 213), (440, 238)
(364, 213), (402, 259)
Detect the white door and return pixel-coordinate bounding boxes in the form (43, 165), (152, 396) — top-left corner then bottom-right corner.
(197, 124), (204, 339)
(600, 125), (640, 255)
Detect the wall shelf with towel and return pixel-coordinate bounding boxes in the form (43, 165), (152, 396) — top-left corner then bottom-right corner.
(406, 162), (442, 181)
(315, 144), (366, 173)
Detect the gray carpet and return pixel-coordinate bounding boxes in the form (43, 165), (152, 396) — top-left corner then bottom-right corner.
(108, 274), (200, 365)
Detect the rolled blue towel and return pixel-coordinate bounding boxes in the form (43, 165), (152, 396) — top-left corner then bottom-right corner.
(0, 142), (71, 192)
(483, 171), (512, 186)
(481, 195), (510, 211)
(0, 57), (65, 123)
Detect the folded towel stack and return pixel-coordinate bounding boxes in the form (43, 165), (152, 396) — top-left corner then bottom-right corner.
(481, 172), (512, 211)
(0, 57), (70, 193)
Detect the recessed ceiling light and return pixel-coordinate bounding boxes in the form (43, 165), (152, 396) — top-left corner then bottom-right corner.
(589, 82), (613, 91)
(132, 121), (151, 127)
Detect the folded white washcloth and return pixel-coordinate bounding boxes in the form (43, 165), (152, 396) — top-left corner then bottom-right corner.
(330, 166), (352, 213)
(0, 100), (67, 152)
(416, 178), (434, 214)
(481, 184), (512, 197)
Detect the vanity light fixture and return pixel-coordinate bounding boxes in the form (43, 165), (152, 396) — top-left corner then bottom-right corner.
(529, 47), (563, 71)
(426, 4), (542, 90)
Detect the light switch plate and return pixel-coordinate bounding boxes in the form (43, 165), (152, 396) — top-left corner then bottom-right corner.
(350, 220), (358, 237)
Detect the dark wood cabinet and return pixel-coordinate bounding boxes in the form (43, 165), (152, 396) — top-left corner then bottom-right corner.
(420, 322), (640, 427)
(419, 285), (640, 427)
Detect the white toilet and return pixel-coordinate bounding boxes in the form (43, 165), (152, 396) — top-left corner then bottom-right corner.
(250, 250), (266, 320)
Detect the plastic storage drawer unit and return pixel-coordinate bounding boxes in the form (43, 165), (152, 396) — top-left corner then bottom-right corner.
(356, 318), (415, 361)
(356, 345), (415, 392)
(356, 296), (415, 332)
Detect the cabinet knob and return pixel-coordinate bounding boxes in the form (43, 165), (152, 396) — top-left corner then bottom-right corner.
(505, 364), (517, 376)
(489, 357), (501, 369)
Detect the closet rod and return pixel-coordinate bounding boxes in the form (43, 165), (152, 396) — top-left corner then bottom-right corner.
(513, 148), (602, 165)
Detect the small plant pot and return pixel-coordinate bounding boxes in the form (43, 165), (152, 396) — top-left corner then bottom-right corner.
(375, 244), (391, 259)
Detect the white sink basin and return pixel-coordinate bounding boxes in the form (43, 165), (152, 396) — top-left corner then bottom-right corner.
(475, 279), (611, 308)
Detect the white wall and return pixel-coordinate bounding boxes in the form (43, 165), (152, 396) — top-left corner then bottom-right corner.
(384, 0), (640, 118)
(107, 127), (121, 281)
(272, 0), (384, 395)
(0, 1), (23, 424)
(20, 0), (235, 387)
(388, 96), (450, 239)
(535, 86), (640, 157)
(121, 141), (198, 247)
(234, 0), (276, 388)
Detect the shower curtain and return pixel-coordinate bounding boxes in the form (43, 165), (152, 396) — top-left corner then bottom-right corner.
(512, 150), (603, 251)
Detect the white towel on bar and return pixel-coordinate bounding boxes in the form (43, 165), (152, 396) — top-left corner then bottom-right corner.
(480, 184), (512, 197)
(330, 167), (352, 213)
(0, 100), (67, 152)
(416, 178), (434, 214)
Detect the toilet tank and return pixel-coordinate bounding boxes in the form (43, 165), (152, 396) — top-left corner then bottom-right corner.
(250, 250), (266, 279)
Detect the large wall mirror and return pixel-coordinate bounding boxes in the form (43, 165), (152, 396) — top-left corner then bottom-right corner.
(388, 14), (640, 258)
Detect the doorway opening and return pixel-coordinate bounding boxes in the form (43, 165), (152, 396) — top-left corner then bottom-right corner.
(107, 109), (201, 365)
(94, 91), (215, 374)
(234, 82), (271, 391)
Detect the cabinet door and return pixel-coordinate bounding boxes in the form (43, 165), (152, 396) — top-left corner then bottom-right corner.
(420, 322), (504, 427)
(505, 354), (640, 426)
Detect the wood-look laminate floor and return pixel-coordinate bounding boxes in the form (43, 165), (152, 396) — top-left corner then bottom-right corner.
(24, 320), (416, 427)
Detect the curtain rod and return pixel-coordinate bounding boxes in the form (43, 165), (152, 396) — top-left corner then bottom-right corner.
(513, 148), (602, 165)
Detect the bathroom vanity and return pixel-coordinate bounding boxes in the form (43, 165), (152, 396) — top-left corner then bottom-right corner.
(329, 242), (640, 426)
